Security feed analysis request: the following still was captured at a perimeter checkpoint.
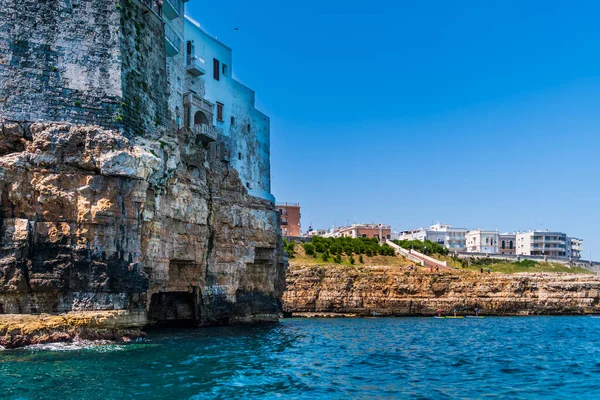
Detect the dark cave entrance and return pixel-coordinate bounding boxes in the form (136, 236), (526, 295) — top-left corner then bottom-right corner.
(148, 291), (199, 327)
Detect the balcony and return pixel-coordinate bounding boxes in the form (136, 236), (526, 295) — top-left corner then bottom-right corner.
(164, 24), (182, 57)
(186, 55), (206, 76)
(141, 0), (161, 15)
(162, 0), (184, 20)
(193, 124), (217, 143)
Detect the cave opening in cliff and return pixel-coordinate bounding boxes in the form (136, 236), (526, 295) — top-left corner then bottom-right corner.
(148, 292), (199, 327)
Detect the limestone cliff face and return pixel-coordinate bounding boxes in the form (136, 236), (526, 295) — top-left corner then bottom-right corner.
(0, 121), (286, 326)
(284, 265), (600, 316)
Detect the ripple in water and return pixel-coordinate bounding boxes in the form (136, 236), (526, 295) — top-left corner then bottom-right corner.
(2, 317), (600, 399)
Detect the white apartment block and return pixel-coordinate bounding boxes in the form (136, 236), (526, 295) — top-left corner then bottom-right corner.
(465, 230), (499, 254)
(400, 223), (467, 252)
(516, 231), (582, 259)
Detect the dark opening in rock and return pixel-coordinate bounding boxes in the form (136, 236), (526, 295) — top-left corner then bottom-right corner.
(148, 292), (197, 327)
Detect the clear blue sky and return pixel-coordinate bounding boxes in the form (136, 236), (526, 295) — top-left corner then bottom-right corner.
(187, 0), (600, 260)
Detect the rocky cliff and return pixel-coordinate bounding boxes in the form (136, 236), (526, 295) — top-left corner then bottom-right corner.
(0, 121), (286, 340)
(283, 264), (600, 316)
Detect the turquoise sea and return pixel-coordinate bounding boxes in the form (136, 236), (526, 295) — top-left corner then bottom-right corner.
(2, 317), (600, 399)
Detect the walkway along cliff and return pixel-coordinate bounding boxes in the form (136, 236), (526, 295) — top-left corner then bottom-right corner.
(0, 0), (286, 347)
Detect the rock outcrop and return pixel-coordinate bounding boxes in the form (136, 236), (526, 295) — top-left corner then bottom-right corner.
(0, 121), (286, 336)
(283, 264), (600, 316)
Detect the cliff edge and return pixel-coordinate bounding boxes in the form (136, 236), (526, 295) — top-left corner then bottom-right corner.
(0, 122), (286, 341)
(283, 264), (600, 316)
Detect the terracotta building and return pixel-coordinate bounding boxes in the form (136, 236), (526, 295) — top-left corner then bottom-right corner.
(278, 203), (301, 237)
(336, 224), (391, 243)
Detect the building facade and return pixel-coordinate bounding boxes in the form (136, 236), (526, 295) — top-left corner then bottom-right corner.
(498, 233), (516, 255)
(400, 223), (467, 252)
(184, 17), (272, 201)
(277, 203), (301, 237)
(335, 224), (391, 242)
(466, 230), (499, 254)
(568, 238), (583, 259)
(516, 231), (569, 258)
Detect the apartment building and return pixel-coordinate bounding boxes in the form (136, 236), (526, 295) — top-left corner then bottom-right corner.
(465, 230), (499, 254)
(184, 17), (273, 201)
(516, 231), (568, 257)
(400, 223), (467, 252)
(334, 224), (392, 242)
(498, 233), (516, 255)
(277, 203), (301, 237)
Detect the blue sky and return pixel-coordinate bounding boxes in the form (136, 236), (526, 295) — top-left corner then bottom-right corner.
(187, 0), (600, 259)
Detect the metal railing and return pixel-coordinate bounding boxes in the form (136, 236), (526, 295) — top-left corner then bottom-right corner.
(141, 0), (161, 15)
(164, 23), (182, 52)
(187, 54), (205, 67)
(164, 0), (184, 15)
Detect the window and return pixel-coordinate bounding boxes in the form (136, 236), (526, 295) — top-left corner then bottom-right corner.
(216, 102), (224, 121)
(238, 152), (242, 160)
(247, 123), (251, 132)
(246, 182), (251, 189)
(222, 64), (228, 76)
(231, 116), (235, 125)
(213, 58), (220, 80)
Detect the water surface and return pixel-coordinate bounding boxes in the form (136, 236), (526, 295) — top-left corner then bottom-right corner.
(2, 317), (600, 399)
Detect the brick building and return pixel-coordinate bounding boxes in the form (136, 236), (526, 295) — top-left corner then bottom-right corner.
(277, 203), (301, 237)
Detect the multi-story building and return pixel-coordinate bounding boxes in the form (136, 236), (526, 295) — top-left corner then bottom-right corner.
(184, 17), (272, 201)
(516, 231), (570, 258)
(498, 233), (516, 255)
(568, 238), (583, 259)
(465, 230), (499, 254)
(334, 224), (391, 242)
(400, 223), (467, 252)
(277, 203), (301, 237)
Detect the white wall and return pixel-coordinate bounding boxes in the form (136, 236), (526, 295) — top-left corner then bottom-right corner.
(184, 17), (272, 202)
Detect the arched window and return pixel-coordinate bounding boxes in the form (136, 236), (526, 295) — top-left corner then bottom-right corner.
(509, 240), (513, 249)
(502, 240), (506, 249)
(194, 111), (209, 126)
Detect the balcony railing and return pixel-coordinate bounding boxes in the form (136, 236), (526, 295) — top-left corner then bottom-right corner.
(193, 124), (217, 143)
(164, 23), (182, 56)
(186, 55), (206, 76)
(162, 0), (184, 19)
(141, 0), (161, 15)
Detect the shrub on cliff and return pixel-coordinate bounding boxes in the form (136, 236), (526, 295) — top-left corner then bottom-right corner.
(303, 243), (315, 255)
(321, 253), (329, 262)
(359, 255), (364, 264)
(349, 256), (355, 264)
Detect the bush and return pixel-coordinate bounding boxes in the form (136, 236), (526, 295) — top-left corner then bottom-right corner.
(334, 255), (342, 264)
(359, 255), (364, 264)
(349, 256), (355, 264)
(321, 253), (329, 262)
(303, 243), (315, 255)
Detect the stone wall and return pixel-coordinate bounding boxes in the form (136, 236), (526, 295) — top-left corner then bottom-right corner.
(0, 0), (169, 136)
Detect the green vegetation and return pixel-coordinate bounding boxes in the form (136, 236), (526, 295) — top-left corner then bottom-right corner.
(73, 100), (82, 107)
(311, 236), (396, 257)
(459, 257), (592, 274)
(392, 239), (449, 256)
(282, 239), (296, 258)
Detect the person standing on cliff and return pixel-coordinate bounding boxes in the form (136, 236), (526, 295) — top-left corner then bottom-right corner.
(480, 267), (484, 274)
(437, 308), (443, 318)
(487, 268), (491, 274)
(475, 306), (480, 317)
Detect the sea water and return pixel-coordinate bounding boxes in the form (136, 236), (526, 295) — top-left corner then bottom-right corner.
(2, 317), (600, 399)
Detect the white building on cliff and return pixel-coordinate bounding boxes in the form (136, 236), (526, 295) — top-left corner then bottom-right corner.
(183, 17), (273, 202)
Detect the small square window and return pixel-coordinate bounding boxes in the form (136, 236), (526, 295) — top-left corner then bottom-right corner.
(222, 64), (228, 76)
(230, 116), (235, 125)
(246, 182), (251, 189)
(238, 152), (242, 160)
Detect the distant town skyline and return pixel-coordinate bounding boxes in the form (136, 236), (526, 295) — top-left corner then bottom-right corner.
(188, 0), (600, 260)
